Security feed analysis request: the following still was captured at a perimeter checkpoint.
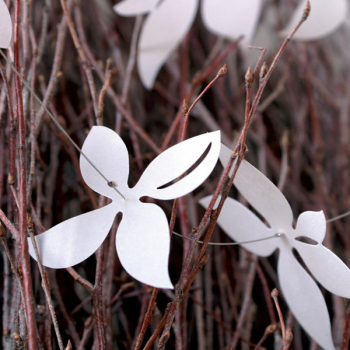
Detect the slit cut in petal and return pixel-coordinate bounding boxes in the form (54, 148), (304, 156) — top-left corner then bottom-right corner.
(295, 211), (326, 243)
(134, 131), (220, 200)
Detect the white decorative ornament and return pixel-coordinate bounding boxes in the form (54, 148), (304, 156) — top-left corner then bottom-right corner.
(29, 126), (221, 289)
(114, 0), (262, 89)
(199, 144), (350, 350)
(281, 0), (348, 41)
(201, 0), (262, 44)
(0, 0), (12, 49)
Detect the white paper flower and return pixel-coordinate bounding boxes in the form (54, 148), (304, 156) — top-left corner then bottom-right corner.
(114, 0), (262, 89)
(114, 0), (348, 89)
(199, 144), (350, 350)
(28, 126), (221, 289)
(0, 0), (12, 49)
(280, 0), (348, 41)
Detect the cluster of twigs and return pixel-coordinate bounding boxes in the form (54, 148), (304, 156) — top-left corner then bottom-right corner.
(1, 0), (350, 349)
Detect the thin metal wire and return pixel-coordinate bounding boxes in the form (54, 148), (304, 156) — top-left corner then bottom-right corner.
(173, 209), (350, 246)
(172, 231), (282, 246)
(0, 49), (126, 200)
(327, 211), (350, 223)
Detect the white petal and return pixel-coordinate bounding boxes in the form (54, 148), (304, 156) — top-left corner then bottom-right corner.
(201, 0), (262, 44)
(80, 126), (129, 202)
(220, 144), (293, 232)
(133, 131), (220, 200)
(295, 211), (326, 243)
(28, 204), (117, 269)
(0, 0), (12, 49)
(280, 0), (348, 41)
(113, 0), (159, 17)
(199, 196), (277, 257)
(116, 201), (173, 289)
(137, 0), (199, 89)
(278, 250), (335, 350)
(295, 241), (350, 299)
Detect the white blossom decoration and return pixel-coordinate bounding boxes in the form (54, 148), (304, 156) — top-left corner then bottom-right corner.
(114, 0), (348, 90)
(114, 0), (262, 89)
(199, 144), (350, 350)
(28, 126), (221, 289)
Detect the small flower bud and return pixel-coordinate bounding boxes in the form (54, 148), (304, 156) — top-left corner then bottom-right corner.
(8, 173), (14, 186)
(271, 288), (278, 298)
(65, 340), (72, 350)
(84, 316), (94, 328)
(217, 64), (227, 78)
(264, 324), (277, 335)
(182, 100), (189, 116)
(17, 262), (22, 276)
(13, 332), (20, 342)
(303, 1), (311, 21)
(27, 215), (34, 231)
(259, 62), (268, 81)
(286, 328), (293, 344)
(245, 67), (253, 85)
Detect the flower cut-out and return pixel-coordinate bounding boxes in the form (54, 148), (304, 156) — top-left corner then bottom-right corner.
(29, 126), (221, 289)
(199, 144), (350, 350)
(114, 0), (262, 89)
(114, 0), (348, 89)
(0, 0), (12, 49)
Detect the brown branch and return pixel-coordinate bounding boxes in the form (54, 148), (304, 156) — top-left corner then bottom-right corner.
(59, 0), (98, 115)
(14, 0), (38, 347)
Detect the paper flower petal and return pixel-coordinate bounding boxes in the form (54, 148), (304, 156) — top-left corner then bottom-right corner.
(28, 204), (117, 268)
(114, 0), (159, 17)
(80, 126), (130, 201)
(295, 241), (350, 299)
(0, 0), (12, 49)
(116, 201), (173, 289)
(295, 211), (326, 243)
(278, 250), (335, 350)
(280, 0), (348, 41)
(133, 131), (220, 200)
(220, 145), (293, 232)
(137, 0), (198, 89)
(201, 0), (262, 44)
(199, 196), (277, 257)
